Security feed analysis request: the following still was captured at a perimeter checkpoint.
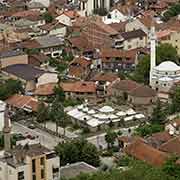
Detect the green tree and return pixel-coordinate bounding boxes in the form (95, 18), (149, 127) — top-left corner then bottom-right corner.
(135, 124), (163, 137)
(43, 12), (53, 23)
(36, 102), (49, 126)
(81, 142), (100, 167)
(105, 130), (117, 149)
(53, 86), (65, 102)
(55, 139), (100, 167)
(169, 86), (180, 114)
(163, 3), (180, 21)
(162, 156), (180, 179)
(0, 79), (23, 100)
(151, 99), (166, 124)
(50, 98), (65, 133)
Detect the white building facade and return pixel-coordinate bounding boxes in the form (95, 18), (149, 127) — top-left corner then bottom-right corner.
(78, 0), (110, 16)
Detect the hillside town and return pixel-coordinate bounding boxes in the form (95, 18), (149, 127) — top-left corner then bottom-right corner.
(0, 0), (180, 179)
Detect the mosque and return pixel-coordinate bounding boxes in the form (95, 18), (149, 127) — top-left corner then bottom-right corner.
(149, 26), (180, 93)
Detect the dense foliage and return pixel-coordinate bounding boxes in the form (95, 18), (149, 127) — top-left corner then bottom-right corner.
(67, 160), (176, 180)
(0, 79), (23, 100)
(55, 139), (100, 167)
(135, 124), (163, 137)
(163, 3), (180, 21)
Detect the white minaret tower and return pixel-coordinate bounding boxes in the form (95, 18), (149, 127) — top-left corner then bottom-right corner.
(149, 25), (156, 87)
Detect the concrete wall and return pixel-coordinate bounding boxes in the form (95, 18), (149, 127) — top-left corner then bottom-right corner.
(128, 95), (157, 105)
(123, 36), (147, 50)
(56, 14), (72, 26)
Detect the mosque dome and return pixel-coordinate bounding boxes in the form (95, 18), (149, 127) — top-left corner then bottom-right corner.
(154, 61), (180, 72)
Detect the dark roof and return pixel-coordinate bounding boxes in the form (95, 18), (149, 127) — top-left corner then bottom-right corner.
(2, 64), (45, 81)
(0, 49), (26, 58)
(60, 162), (97, 179)
(121, 29), (147, 40)
(129, 85), (157, 97)
(159, 136), (180, 156)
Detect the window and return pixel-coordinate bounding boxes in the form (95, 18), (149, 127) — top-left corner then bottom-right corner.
(33, 175), (36, 180)
(156, 81), (158, 84)
(18, 171), (24, 180)
(32, 159), (36, 173)
(40, 157), (45, 166)
(41, 169), (45, 179)
(164, 84), (166, 86)
(140, 37), (143, 40)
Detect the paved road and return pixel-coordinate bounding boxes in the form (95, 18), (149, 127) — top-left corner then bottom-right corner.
(87, 127), (137, 149)
(12, 122), (63, 150)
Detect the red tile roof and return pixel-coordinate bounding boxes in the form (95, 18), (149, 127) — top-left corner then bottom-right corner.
(34, 83), (57, 96)
(61, 81), (96, 93)
(6, 94), (41, 112)
(159, 136), (180, 156)
(91, 72), (119, 82)
(125, 139), (168, 167)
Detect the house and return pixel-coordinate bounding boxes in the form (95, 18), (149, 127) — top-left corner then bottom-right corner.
(103, 9), (128, 24)
(99, 48), (137, 71)
(111, 79), (139, 100)
(35, 35), (64, 58)
(146, 131), (173, 148)
(0, 143), (60, 180)
(125, 15), (158, 34)
(34, 83), (57, 96)
(27, 0), (47, 13)
(28, 53), (49, 67)
(68, 56), (92, 79)
(61, 81), (97, 100)
(60, 162), (97, 179)
(110, 80), (157, 105)
(39, 20), (67, 37)
(157, 28), (180, 56)
(159, 136), (180, 156)
(121, 29), (147, 50)
(91, 72), (120, 96)
(165, 119), (180, 135)
(0, 48), (28, 68)
(56, 10), (79, 26)
(128, 85), (157, 105)
(1, 64), (58, 92)
(5, 94), (44, 112)
(124, 139), (168, 167)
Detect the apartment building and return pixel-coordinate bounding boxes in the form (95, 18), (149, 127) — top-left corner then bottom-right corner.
(0, 144), (60, 180)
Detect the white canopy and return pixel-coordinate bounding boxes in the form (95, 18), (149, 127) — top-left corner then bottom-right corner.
(87, 119), (104, 127)
(125, 109), (136, 115)
(87, 109), (96, 115)
(124, 116), (135, 122)
(99, 106), (114, 113)
(116, 111), (126, 117)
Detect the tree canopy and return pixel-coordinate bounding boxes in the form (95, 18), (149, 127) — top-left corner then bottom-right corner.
(43, 12), (53, 23)
(55, 139), (100, 167)
(68, 160), (176, 180)
(163, 3), (180, 21)
(0, 79), (23, 100)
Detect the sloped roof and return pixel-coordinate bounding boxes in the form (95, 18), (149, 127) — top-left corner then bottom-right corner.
(125, 139), (168, 166)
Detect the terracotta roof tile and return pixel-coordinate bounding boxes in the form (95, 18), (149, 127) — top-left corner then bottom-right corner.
(6, 94), (40, 112)
(159, 136), (180, 156)
(61, 81), (96, 93)
(34, 83), (57, 96)
(125, 139), (168, 166)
